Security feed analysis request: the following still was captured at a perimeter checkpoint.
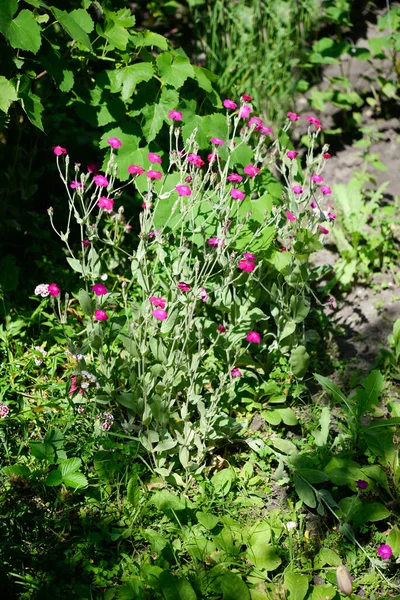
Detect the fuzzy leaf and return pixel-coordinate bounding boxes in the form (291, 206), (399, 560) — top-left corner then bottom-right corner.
(311, 406), (331, 446)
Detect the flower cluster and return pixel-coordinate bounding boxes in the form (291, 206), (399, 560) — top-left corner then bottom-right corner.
(101, 412), (114, 431)
(69, 371), (99, 396)
(34, 283), (61, 297)
(0, 402), (10, 419)
(33, 346), (47, 366)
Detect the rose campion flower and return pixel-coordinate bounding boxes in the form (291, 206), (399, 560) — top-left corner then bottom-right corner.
(231, 368), (242, 377)
(200, 287), (209, 302)
(150, 296), (166, 309)
(286, 151), (298, 159)
(377, 544), (393, 559)
(176, 184), (192, 197)
(168, 109), (182, 121)
(292, 185), (303, 194)
(248, 116), (263, 129)
(318, 224), (329, 234)
(259, 126), (272, 135)
(356, 479), (368, 490)
(87, 162), (99, 173)
(35, 284), (50, 297)
(327, 212), (336, 220)
(97, 197), (114, 212)
(244, 252), (256, 260)
(93, 175), (109, 187)
(152, 308), (168, 321)
(311, 174), (324, 183)
(92, 283), (107, 296)
(311, 201), (318, 209)
(323, 152), (331, 159)
(146, 170), (162, 179)
(321, 185), (332, 195)
(107, 137), (122, 149)
(207, 153), (217, 163)
(246, 331), (261, 343)
(287, 112), (300, 121)
(243, 164), (260, 178)
(53, 146), (67, 156)
(217, 325), (226, 333)
(223, 99), (237, 109)
(187, 153), (204, 167)
(242, 94), (252, 101)
(239, 104), (252, 118)
(230, 188), (245, 200)
(238, 258), (256, 273)
(70, 181), (83, 189)
(95, 309), (108, 321)
(82, 240), (90, 247)
(286, 211), (297, 222)
(48, 283), (60, 297)
(210, 137), (224, 146)
(306, 115), (321, 126)
(227, 173), (243, 182)
(178, 282), (190, 292)
(208, 237), (225, 247)
(128, 165), (145, 175)
(148, 152), (162, 164)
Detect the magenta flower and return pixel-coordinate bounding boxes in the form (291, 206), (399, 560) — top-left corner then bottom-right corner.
(178, 282), (190, 292)
(176, 184), (192, 197)
(231, 368), (242, 377)
(248, 116), (263, 129)
(97, 197), (114, 212)
(281, 246), (287, 252)
(224, 99), (237, 109)
(323, 152), (331, 159)
(327, 212), (336, 220)
(244, 164), (260, 178)
(356, 479), (368, 490)
(70, 180), (83, 189)
(107, 137), (122, 149)
(242, 93), (252, 101)
(377, 544), (393, 559)
(230, 188), (245, 200)
(292, 185), (303, 194)
(244, 252), (256, 260)
(321, 185), (332, 195)
(306, 115), (321, 126)
(152, 308), (168, 321)
(92, 283), (107, 296)
(82, 240), (90, 247)
(200, 287), (209, 302)
(311, 174), (324, 183)
(286, 150), (298, 159)
(93, 175), (109, 187)
(208, 237), (225, 247)
(318, 224), (329, 234)
(259, 126), (272, 135)
(287, 112), (300, 121)
(246, 331), (261, 343)
(148, 228), (162, 238)
(148, 152), (162, 164)
(168, 109), (182, 121)
(53, 146), (67, 156)
(48, 283), (60, 297)
(286, 210), (297, 222)
(146, 170), (162, 179)
(238, 258), (256, 273)
(217, 325), (226, 333)
(227, 173), (243, 182)
(0, 402), (10, 418)
(210, 137), (224, 146)
(207, 153), (217, 163)
(311, 201), (318, 209)
(87, 162), (99, 174)
(187, 153), (204, 167)
(128, 164), (145, 175)
(150, 296), (166, 309)
(95, 309), (108, 321)
(239, 104), (252, 118)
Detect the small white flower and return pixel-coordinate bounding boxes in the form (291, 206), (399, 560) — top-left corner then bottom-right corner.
(100, 273), (108, 281)
(286, 521), (297, 531)
(34, 284), (49, 297)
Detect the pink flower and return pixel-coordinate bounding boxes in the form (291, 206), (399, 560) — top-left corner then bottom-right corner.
(95, 309), (108, 321)
(48, 283), (60, 297)
(246, 331), (261, 343)
(292, 185), (303, 194)
(87, 162), (99, 174)
(148, 228), (162, 238)
(107, 137), (122, 149)
(176, 184), (192, 197)
(53, 146), (67, 156)
(323, 152), (331, 159)
(287, 112), (300, 121)
(77, 405), (85, 414)
(97, 197), (114, 212)
(243, 164), (260, 178)
(230, 188), (245, 200)
(242, 94), (252, 101)
(34, 284), (49, 297)
(244, 252), (256, 260)
(318, 224), (329, 234)
(69, 376), (80, 396)
(281, 246), (287, 252)
(146, 170), (162, 179)
(185, 175), (192, 182)
(224, 99), (237, 109)
(259, 126), (272, 135)
(207, 153), (217, 163)
(208, 237), (225, 247)
(199, 287), (209, 302)
(168, 109), (182, 121)
(231, 368), (242, 377)
(248, 116), (263, 129)
(148, 152), (162, 164)
(227, 173), (243, 182)
(210, 137), (224, 146)
(321, 185), (332, 195)
(153, 308), (168, 321)
(327, 212), (336, 220)
(70, 180), (83, 190)
(286, 150), (298, 159)
(306, 115), (321, 126)
(128, 164), (145, 175)
(0, 402), (9, 418)
(150, 296), (166, 309)
(238, 258), (256, 273)
(311, 174), (324, 183)
(92, 283), (107, 296)
(178, 282), (190, 292)
(311, 201), (318, 209)
(187, 153), (204, 167)
(217, 325), (226, 333)
(239, 104), (252, 118)
(82, 240), (90, 247)
(93, 175), (109, 187)
(286, 211), (297, 222)
(377, 544), (393, 559)
(328, 297), (336, 311)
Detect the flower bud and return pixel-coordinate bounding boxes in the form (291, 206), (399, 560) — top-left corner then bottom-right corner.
(336, 565), (352, 596)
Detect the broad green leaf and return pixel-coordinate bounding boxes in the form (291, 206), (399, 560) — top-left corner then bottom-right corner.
(388, 526), (400, 557)
(70, 8), (94, 34)
(352, 502), (391, 526)
(152, 490), (188, 514)
(270, 438), (297, 455)
(314, 547), (342, 569)
(355, 370), (384, 415)
(211, 468), (236, 496)
(66, 257), (83, 273)
(296, 469), (328, 484)
(310, 585), (337, 600)
(52, 7), (92, 51)
(131, 29), (169, 50)
(93, 450), (118, 480)
(196, 511), (219, 530)
(142, 87), (179, 142)
(193, 65), (215, 92)
(311, 406), (330, 446)
(157, 52), (194, 89)
(290, 345), (310, 378)
(127, 475), (140, 506)
(293, 474), (316, 507)
(314, 373), (349, 407)
(60, 457), (82, 476)
(19, 88), (44, 131)
(290, 296), (310, 323)
(62, 471), (88, 489)
(246, 543), (281, 572)
(78, 288), (93, 316)
(158, 571), (197, 600)
(268, 250), (292, 272)
(108, 63), (154, 101)
(0, 0), (18, 34)
(220, 572), (250, 600)
(284, 570), (308, 600)
(45, 469), (62, 486)
(0, 76), (18, 113)
(6, 9), (41, 53)
(3, 464), (30, 477)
